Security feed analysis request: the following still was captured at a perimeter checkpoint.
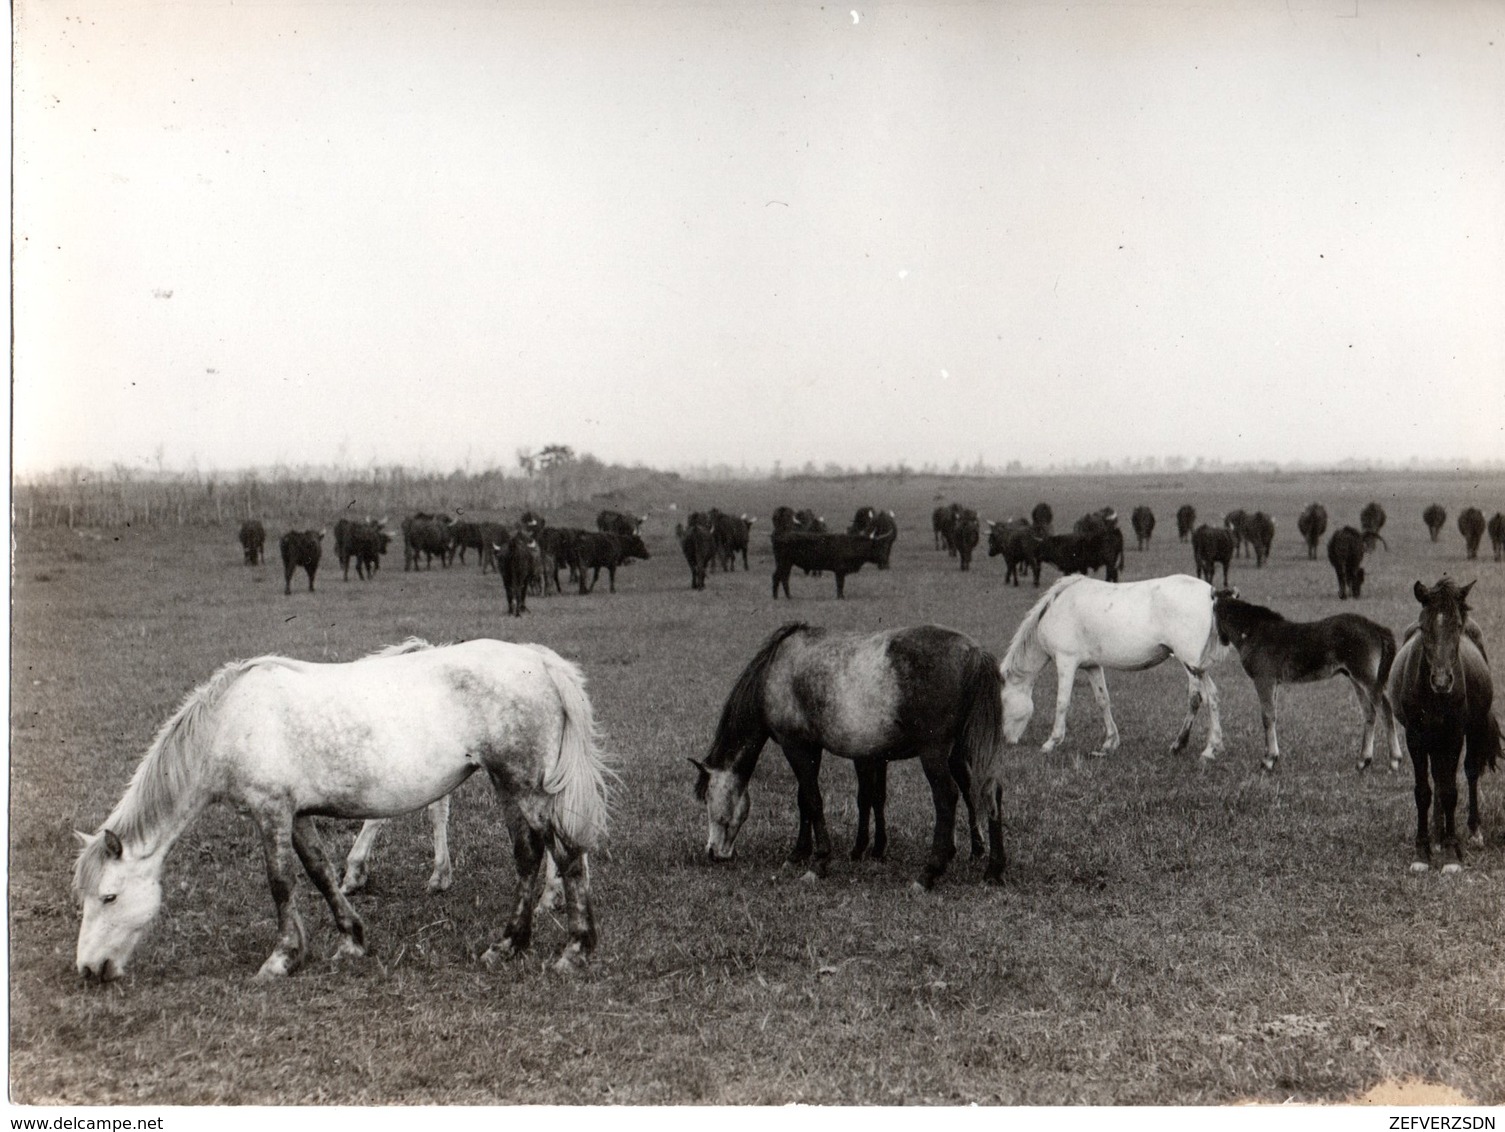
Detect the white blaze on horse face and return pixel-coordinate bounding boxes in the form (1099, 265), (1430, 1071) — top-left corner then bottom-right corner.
(703, 770), (749, 859)
(76, 851), (163, 981)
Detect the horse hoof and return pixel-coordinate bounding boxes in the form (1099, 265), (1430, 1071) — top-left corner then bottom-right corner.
(799, 870), (820, 884)
(333, 938), (367, 961)
(1261, 759), (1277, 772)
(551, 944), (588, 974)
(339, 872), (367, 895)
(1469, 832), (1484, 848)
(1409, 861), (1430, 874)
(480, 941), (519, 970)
(254, 954), (296, 981)
(1442, 863), (1463, 875)
(426, 871), (453, 894)
(909, 881), (930, 895)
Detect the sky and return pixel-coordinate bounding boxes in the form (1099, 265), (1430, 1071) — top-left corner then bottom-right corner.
(12, 0), (1505, 476)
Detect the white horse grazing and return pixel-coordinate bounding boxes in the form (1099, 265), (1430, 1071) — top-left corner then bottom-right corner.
(73, 638), (610, 982)
(1000, 574), (1230, 759)
(341, 791), (564, 910)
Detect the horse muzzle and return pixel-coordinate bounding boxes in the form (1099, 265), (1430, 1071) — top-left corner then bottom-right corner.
(79, 957), (121, 984)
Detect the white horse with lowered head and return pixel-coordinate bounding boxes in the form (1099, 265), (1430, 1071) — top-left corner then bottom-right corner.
(1001, 574), (1230, 759)
(73, 638), (610, 982)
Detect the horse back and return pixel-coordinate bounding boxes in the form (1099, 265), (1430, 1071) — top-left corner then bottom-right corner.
(1043, 574), (1220, 669)
(763, 626), (985, 758)
(216, 641), (564, 815)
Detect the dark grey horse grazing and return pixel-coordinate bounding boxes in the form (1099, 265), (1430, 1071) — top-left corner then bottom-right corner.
(1388, 579), (1498, 872)
(1213, 594), (1400, 772)
(1490, 513), (1505, 562)
(690, 623), (1007, 889)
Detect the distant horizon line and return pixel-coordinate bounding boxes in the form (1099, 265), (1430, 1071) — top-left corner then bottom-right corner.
(14, 453), (1505, 485)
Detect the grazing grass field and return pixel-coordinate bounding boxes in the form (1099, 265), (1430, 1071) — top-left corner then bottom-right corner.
(9, 470), (1505, 1105)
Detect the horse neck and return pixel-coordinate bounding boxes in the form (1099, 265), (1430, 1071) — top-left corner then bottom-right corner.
(1001, 625), (1049, 690)
(105, 686), (230, 862)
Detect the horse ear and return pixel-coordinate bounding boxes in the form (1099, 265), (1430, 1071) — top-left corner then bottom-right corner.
(103, 830), (124, 859)
(73, 830), (97, 849)
(687, 757), (708, 774)
(1459, 580), (1475, 605)
(1413, 580), (1429, 603)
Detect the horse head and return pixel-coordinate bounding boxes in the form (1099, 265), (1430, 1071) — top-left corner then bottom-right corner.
(689, 758), (749, 861)
(1413, 578), (1473, 695)
(72, 829), (163, 983)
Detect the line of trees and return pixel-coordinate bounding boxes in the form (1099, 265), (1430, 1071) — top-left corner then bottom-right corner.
(14, 449), (681, 529)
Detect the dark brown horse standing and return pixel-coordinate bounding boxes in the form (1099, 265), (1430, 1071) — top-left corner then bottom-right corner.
(1213, 594), (1400, 772)
(690, 623), (1007, 889)
(1387, 579), (1499, 872)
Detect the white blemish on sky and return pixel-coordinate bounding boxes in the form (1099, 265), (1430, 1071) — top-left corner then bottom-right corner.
(11, 0), (1505, 474)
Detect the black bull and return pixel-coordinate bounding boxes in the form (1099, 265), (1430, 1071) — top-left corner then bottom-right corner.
(771, 531), (889, 599)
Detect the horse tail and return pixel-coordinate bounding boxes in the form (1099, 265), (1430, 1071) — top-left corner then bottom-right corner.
(955, 646), (1007, 823)
(528, 645), (614, 853)
(705, 622), (807, 767)
(1001, 575), (1082, 680)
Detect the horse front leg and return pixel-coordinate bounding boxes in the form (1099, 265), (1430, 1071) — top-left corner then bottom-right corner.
(1408, 736), (1433, 871)
(341, 818), (387, 893)
(783, 744), (829, 877)
(1083, 666), (1119, 757)
(1256, 679), (1281, 771)
(915, 746), (960, 889)
(1433, 745), (1463, 872)
(292, 816), (368, 961)
(254, 813), (307, 980)
(1041, 658), (1079, 753)
(426, 795), (454, 893)
(548, 846), (598, 974)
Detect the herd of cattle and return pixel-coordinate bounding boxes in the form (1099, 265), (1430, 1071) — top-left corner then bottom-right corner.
(236, 498), (1505, 606)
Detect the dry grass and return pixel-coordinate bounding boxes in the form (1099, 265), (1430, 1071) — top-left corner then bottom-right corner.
(10, 470), (1505, 1105)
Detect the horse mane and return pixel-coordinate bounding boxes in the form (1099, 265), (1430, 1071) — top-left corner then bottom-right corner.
(1212, 595), (1284, 642)
(363, 637), (435, 659)
(72, 653), (299, 896)
(1000, 576), (1084, 681)
(701, 622), (810, 780)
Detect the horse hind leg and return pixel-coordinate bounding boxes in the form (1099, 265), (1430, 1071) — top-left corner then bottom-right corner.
(292, 815), (368, 960)
(426, 794), (453, 893)
(1347, 675), (1380, 772)
(548, 845), (598, 974)
(1256, 680), (1281, 771)
(1083, 666), (1120, 757)
(482, 808), (549, 966)
(1171, 666), (1204, 756)
(255, 814), (308, 980)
